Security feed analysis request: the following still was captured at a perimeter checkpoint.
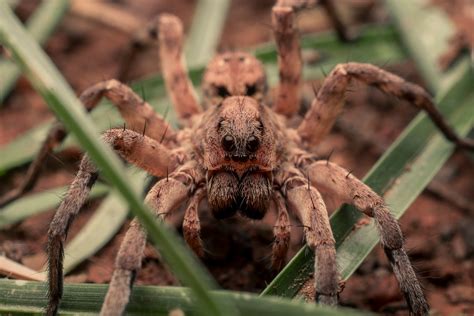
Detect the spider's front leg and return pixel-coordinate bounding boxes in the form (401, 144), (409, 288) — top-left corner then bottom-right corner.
(271, 191), (291, 271)
(277, 164), (339, 305)
(101, 161), (200, 316)
(0, 80), (175, 208)
(297, 62), (474, 150)
(306, 160), (429, 315)
(182, 186), (206, 257)
(46, 129), (174, 316)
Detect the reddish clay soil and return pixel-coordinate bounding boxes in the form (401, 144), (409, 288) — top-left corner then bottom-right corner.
(0, 1), (473, 315)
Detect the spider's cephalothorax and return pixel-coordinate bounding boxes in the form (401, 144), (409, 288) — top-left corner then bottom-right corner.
(201, 52), (268, 108)
(10, 2), (474, 316)
(197, 96), (282, 219)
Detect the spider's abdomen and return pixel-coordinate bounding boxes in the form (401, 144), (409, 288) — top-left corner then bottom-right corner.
(207, 171), (272, 220)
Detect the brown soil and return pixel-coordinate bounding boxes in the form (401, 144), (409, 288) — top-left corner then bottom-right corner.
(1, 1), (473, 315)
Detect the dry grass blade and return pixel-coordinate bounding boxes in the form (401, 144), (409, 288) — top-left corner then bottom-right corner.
(0, 256), (46, 281)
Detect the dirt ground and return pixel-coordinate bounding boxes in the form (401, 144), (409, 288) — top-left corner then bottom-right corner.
(0, 1), (473, 315)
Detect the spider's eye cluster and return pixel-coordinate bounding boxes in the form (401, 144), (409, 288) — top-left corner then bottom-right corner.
(246, 136), (259, 152)
(246, 84), (257, 96)
(222, 134), (236, 152)
(216, 86), (231, 98)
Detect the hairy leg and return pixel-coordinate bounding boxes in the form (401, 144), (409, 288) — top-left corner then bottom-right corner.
(271, 191), (291, 271)
(183, 185), (205, 257)
(46, 129), (173, 316)
(277, 165), (339, 305)
(46, 157), (97, 316)
(307, 160), (429, 315)
(157, 14), (202, 123)
(0, 80), (175, 208)
(117, 14), (202, 123)
(79, 80), (175, 142)
(100, 218), (146, 316)
(275, 0), (352, 41)
(101, 161), (200, 316)
(297, 62), (474, 150)
(272, 5), (302, 117)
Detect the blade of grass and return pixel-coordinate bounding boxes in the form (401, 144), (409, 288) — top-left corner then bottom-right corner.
(0, 0), (69, 104)
(0, 25), (405, 173)
(185, 0), (231, 67)
(0, 4), (234, 316)
(0, 184), (108, 229)
(0, 279), (370, 316)
(261, 0), (473, 298)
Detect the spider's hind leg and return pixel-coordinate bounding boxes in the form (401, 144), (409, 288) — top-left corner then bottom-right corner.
(271, 0), (353, 118)
(275, 0), (352, 42)
(272, 5), (302, 117)
(306, 160), (429, 315)
(297, 62), (474, 150)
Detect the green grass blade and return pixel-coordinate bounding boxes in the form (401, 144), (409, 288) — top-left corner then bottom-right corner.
(0, 4), (234, 316)
(185, 0), (231, 67)
(0, 279), (370, 316)
(261, 0), (473, 298)
(0, 0), (69, 104)
(0, 25), (405, 174)
(0, 184), (108, 230)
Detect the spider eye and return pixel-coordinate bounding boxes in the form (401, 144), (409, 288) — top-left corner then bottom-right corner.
(246, 84), (257, 96)
(256, 120), (264, 132)
(246, 136), (260, 153)
(222, 134), (236, 152)
(216, 85), (231, 98)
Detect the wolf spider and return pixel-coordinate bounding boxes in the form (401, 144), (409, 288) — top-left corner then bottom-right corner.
(4, 2), (474, 316)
